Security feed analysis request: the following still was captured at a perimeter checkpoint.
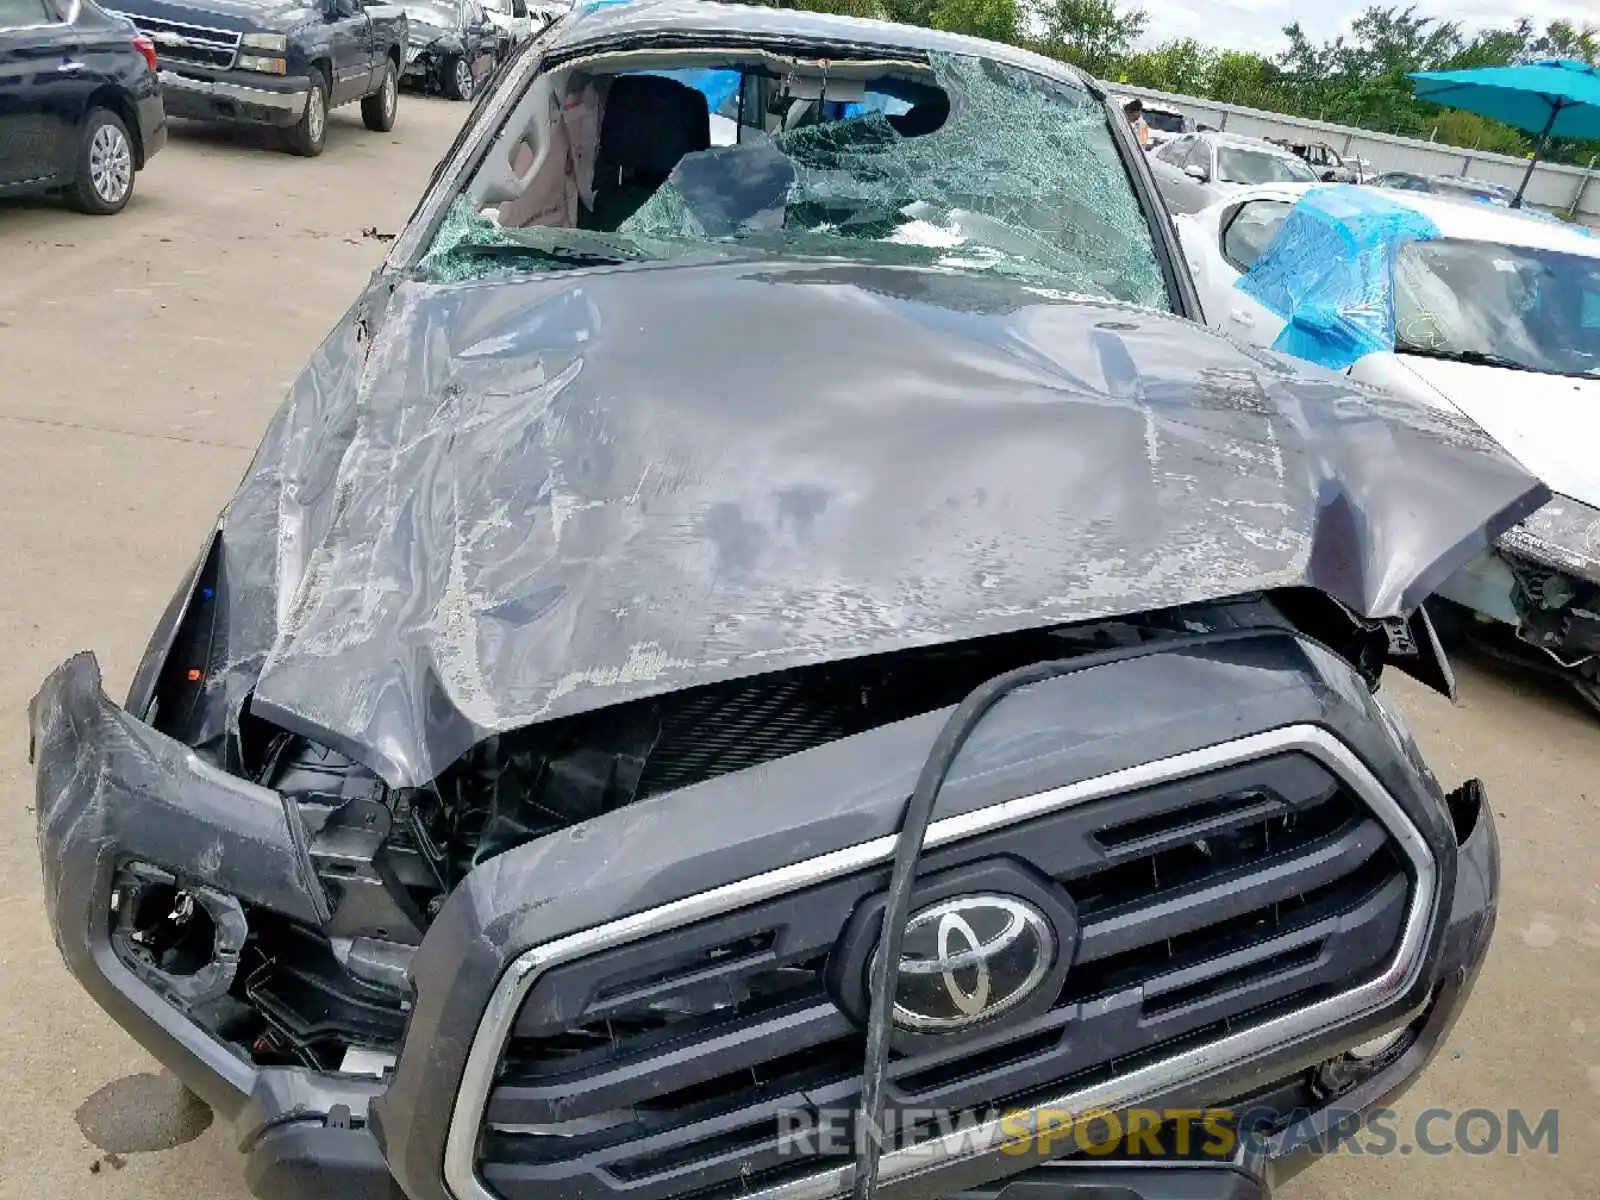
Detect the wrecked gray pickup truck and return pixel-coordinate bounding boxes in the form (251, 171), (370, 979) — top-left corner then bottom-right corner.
(32, 5), (1547, 1200)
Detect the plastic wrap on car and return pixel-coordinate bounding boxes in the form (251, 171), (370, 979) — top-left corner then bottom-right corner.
(1235, 185), (1442, 372)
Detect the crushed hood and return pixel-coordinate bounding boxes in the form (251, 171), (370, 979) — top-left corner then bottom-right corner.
(199, 260), (1545, 787)
(1396, 356), (1600, 509)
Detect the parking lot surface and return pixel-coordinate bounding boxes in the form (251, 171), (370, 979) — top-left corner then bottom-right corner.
(1, 98), (1597, 1200)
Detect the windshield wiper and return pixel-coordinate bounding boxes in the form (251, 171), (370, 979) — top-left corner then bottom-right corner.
(1396, 345), (1538, 373)
(441, 243), (639, 269)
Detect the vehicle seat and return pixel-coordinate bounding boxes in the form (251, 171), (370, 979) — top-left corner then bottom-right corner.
(582, 75), (711, 231)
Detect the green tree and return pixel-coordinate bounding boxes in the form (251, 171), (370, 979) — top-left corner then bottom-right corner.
(1118, 38), (1217, 96)
(1032, 0), (1147, 76)
(929, 0), (1020, 43)
(1532, 19), (1599, 64)
(1205, 50), (1290, 111)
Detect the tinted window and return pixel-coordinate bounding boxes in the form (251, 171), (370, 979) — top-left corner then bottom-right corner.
(0, 0), (54, 26)
(1216, 147), (1317, 184)
(1181, 139), (1211, 173)
(1155, 137), (1190, 165)
(1221, 200), (1292, 271)
(1144, 110), (1186, 134)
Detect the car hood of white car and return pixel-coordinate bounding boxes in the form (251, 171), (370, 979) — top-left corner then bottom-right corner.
(1398, 355), (1600, 508)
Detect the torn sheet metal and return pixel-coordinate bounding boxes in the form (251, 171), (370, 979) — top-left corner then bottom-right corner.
(169, 256), (1548, 788)
(1236, 184), (1441, 372)
(30, 652), (331, 931)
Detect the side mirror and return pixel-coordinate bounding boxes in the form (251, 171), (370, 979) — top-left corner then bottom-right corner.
(1183, 164), (1209, 183)
(1320, 168), (1338, 182)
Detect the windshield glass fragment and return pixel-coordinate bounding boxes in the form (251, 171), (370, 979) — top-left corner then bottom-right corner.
(420, 50), (1172, 309)
(1394, 238), (1600, 378)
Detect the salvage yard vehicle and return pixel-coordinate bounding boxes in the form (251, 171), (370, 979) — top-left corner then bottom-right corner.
(31, 5), (1548, 1200)
(1148, 130), (1318, 214)
(1174, 180), (1600, 712)
(480, 0), (553, 48)
(107, 0), (407, 157)
(1369, 170), (1517, 206)
(401, 0), (500, 100)
(0, 0), (166, 214)
(1264, 138), (1361, 183)
(1109, 92), (1191, 148)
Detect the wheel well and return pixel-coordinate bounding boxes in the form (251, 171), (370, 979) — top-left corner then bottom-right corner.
(389, 44), (401, 67)
(86, 87), (142, 167)
(311, 58), (332, 90)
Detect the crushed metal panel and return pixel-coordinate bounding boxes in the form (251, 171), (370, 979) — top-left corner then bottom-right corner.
(206, 260), (1548, 787)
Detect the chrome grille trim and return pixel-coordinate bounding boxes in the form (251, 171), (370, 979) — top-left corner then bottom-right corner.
(107, 11), (242, 70)
(443, 724), (1439, 1200)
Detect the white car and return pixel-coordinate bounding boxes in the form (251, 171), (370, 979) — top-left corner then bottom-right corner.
(1148, 132), (1320, 214)
(481, 0), (563, 44)
(1110, 94), (1192, 149)
(1176, 181), (1600, 709)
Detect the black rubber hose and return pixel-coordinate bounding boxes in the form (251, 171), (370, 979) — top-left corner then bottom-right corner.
(849, 658), (1089, 1200)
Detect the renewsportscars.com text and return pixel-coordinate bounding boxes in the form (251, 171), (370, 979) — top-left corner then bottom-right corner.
(776, 1106), (1559, 1159)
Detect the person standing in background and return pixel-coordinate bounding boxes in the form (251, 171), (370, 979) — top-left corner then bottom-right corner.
(1123, 97), (1150, 150)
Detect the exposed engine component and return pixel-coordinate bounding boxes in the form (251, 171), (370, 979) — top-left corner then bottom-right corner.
(208, 592), (1392, 1069)
(1508, 558), (1600, 664)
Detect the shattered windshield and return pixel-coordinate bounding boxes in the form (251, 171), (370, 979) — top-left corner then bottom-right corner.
(1394, 238), (1600, 377)
(421, 51), (1172, 310)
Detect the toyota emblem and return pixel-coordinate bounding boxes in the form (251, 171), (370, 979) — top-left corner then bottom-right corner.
(883, 894), (1056, 1032)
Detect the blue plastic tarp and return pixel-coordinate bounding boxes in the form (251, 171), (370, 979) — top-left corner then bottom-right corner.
(1236, 185), (1441, 371)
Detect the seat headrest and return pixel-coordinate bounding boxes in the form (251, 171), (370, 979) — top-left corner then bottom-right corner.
(598, 75), (712, 181)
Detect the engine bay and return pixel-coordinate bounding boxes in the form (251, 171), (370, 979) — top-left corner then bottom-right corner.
(111, 591), (1399, 1073)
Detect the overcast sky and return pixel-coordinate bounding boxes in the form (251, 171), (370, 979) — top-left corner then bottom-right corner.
(1140, 0), (1598, 56)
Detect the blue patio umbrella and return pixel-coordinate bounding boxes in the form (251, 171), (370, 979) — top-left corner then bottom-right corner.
(1408, 58), (1600, 208)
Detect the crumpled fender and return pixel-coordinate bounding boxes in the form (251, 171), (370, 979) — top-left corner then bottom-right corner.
(30, 651), (331, 936)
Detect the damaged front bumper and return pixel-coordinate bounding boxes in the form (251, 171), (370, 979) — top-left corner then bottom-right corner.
(27, 654), (384, 1171)
(157, 68), (312, 129)
(1435, 494), (1600, 699)
(32, 633), (1502, 1200)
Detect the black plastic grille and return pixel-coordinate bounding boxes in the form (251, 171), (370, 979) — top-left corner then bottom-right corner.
(478, 752), (1412, 1200)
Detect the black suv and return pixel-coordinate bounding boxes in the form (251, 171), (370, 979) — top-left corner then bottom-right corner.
(0, 0), (166, 213)
(31, 4), (1542, 1200)
(106, 0), (408, 155)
